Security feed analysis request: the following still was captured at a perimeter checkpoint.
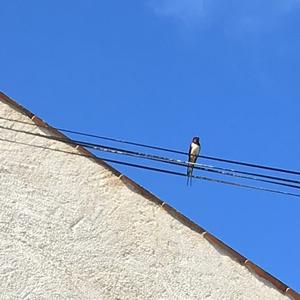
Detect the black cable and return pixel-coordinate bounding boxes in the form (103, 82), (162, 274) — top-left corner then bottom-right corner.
(1, 116), (300, 176)
(102, 158), (300, 198)
(75, 140), (300, 190)
(2, 118), (300, 186)
(194, 162), (300, 185)
(57, 137), (300, 186)
(1, 135), (300, 198)
(1, 124), (300, 192)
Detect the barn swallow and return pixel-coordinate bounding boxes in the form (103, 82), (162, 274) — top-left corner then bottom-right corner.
(187, 136), (200, 186)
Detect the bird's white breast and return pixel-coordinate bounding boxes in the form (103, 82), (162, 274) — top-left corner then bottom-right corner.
(190, 142), (200, 156)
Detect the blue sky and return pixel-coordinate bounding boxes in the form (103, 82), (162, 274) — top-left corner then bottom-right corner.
(1, 0), (300, 292)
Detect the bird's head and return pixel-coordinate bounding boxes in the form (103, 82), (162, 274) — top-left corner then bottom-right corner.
(192, 136), (200, 144)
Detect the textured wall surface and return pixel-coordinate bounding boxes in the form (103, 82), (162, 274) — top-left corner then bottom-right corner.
(0, 101), (291, 299)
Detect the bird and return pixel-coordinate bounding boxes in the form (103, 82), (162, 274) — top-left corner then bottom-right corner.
(187, 136), (201, 186)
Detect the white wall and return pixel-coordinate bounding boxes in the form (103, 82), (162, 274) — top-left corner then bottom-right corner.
(0, 100), (291, 299)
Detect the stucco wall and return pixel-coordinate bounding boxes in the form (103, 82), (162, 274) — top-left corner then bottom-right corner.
(0, 100), (291, 299)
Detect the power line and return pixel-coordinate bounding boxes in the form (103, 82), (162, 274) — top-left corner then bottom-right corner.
(1, 125), (300, 194)
(4, 114), (299, 184)
(102, 158), (300, 198)
(1, 135), (300, 198)
(67, 138), (300, 190)
(1, 116), (300, 176)
(1, 124), (300, 189)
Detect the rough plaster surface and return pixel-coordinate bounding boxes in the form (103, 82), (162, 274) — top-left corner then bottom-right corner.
(0, 101), (290, 300)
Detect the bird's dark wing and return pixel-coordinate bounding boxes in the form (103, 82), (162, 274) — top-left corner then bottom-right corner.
(188, 144), (192, 162)
(187, 144), (193, 186)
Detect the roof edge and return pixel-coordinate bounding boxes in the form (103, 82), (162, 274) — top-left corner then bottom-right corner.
(1, 92), (299, 299)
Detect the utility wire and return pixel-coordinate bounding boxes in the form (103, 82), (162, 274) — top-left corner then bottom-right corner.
(4, 115), (300, 185)
(1, 116), (300, 176)
(68, 137), (300, 190)
(1, 124), (300, 191)
(101, 158), (300, 198)
(1, 135), (300, 198)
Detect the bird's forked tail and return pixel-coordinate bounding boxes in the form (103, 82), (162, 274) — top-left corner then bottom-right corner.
(187, 164), (193, 186)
